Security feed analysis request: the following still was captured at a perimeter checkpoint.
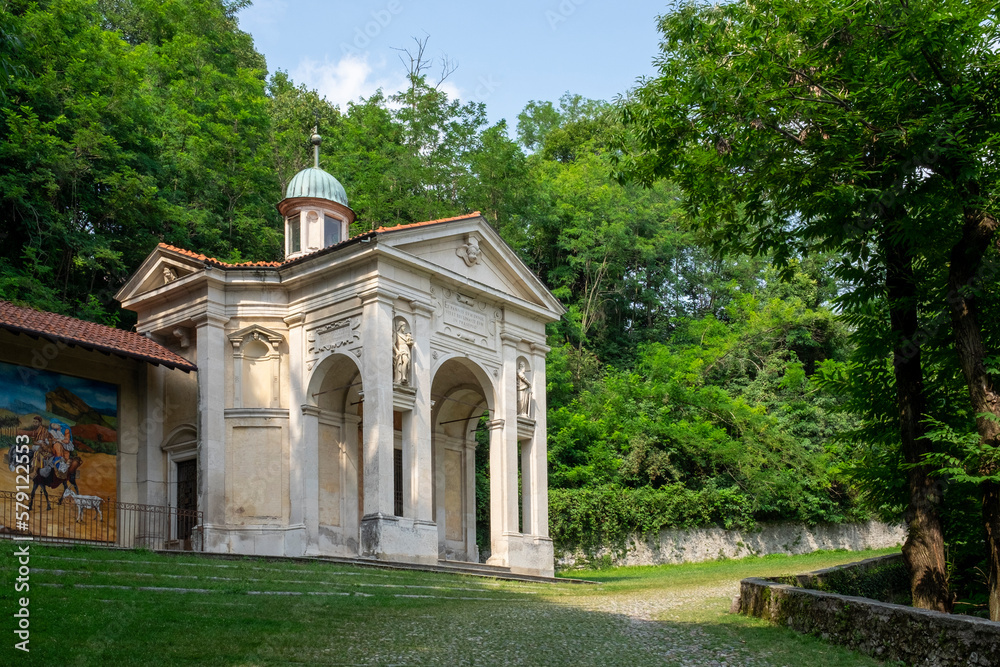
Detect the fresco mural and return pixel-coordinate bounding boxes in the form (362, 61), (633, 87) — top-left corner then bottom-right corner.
(0, 361), (117, 542)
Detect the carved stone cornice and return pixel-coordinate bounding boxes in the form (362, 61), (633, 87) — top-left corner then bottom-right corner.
(408, 298), (435, 316)
(529, 341), (551, 355)
(191, 312), (230, 328)
(358, 286), (397, 306)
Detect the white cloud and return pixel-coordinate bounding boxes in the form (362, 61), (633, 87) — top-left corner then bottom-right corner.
(291, 54), (407, 109)
(290, 53), (468, 111)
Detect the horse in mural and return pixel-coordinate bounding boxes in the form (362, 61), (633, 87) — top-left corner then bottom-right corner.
(28, 458), (83, 511)
(7, 449), (83, 511)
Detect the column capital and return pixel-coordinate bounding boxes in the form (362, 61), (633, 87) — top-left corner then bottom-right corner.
(499, 332), (521, 345)
(529, 341), (551, 355)
(191, 312), (229, 328)
(284, 312), (306, 327)
(486, 418), (505, 431)
(301, 404), (322, 417)
(408, 298), (435, 316)
(358, 286), (397, 306)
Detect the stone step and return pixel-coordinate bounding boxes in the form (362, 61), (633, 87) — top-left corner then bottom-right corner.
(435, 559), (512, 573)
(17, 542), (598, 585)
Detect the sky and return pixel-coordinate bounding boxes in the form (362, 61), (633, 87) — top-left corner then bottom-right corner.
(237, 0), (669, 130)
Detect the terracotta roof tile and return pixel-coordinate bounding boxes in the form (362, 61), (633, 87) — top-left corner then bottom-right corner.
(158, 211), (484, 270)
(0, 301), (196, 372)
(373, 211), (482, 234)
(158, 244), (282, 268)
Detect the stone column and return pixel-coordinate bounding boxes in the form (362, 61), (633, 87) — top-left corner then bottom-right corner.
(285, 313), (308, 555)
(466, 437), (478, 560)
(193, 310), (229, 551)
(529, 342), (551, 537)
(140, 363), (166, 507)
(521, 438), (532, 536)
(485, 417), (506, 563)
(409, 300), (434, 523)
(488, 332), (521, 566)
(300, 405), (320, 554)
(343, 412), (362, 550)
(358, 288), (396, 554)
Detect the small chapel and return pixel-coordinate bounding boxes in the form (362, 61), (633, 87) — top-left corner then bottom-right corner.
(102, 132), (564, 576)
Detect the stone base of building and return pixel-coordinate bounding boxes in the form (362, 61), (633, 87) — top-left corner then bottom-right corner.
(203, 523), (307, 557)
(488, 532), (555, 578)
(360, 513), (438, 564)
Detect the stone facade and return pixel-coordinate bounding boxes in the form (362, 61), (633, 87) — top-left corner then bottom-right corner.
(116, 195), (563, 576)
(556, 520), (906, 568)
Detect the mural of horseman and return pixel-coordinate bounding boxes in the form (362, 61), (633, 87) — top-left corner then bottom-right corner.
(10, 416), (83, 510)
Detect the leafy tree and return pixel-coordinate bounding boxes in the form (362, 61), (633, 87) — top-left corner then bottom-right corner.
(0, 0), (280, 321)
(617, 0), (1000, 615)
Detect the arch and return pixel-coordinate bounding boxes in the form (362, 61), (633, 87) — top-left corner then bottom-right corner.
(304, 351), (364, 554)
(307, 352), (363, 413)
(160, 423), (197, 453)
(430, 356), (498, 563)
(430, 353), (497, 413)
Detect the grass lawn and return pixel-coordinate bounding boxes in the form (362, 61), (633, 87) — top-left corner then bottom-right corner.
(0, 544), (899, 665)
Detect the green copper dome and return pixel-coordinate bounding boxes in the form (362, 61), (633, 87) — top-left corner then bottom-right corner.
(282, 167), (349, 207)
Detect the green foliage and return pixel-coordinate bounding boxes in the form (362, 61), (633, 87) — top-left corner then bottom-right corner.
(549, 483), (755, 557)
(0, 0), (279, 321)
(547, 273), (866, 551)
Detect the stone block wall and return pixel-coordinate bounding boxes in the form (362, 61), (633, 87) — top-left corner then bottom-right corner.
(738, 558), (1000, 666)
(556, 521), (905, 568)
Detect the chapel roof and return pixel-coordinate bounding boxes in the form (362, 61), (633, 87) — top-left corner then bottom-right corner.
(282, 167), (349, 207)
(0, 300), (197, 372)
(157, 211), (484, 270)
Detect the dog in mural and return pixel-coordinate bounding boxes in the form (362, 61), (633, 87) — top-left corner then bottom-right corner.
(62, 488), (104, 522)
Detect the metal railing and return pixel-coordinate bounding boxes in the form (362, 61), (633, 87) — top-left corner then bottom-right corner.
(0, 490), (203, 551)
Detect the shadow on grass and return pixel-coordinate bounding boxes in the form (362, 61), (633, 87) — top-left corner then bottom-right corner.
(0, 544), (882, 667)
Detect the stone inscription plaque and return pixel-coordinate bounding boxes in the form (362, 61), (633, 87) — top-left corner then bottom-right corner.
(309, 318), (359, 355)
(444, 302), (487, 336)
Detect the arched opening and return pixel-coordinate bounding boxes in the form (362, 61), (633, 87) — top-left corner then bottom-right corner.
(431, 357), (496, 563)
(306, 353), (364, 553)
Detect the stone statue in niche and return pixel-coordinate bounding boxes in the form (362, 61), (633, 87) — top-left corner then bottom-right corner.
(393, 320), (414, 385)
(517, 360), (531, 416)
(163, 266), (177, 284)
(457, 235), (481, 266)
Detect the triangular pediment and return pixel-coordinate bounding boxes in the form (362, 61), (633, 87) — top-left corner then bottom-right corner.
(379, 217), (565, 317)
(115, 246), (204, 305)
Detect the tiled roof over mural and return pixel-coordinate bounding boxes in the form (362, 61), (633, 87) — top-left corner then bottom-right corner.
(0, 301), (196, 372)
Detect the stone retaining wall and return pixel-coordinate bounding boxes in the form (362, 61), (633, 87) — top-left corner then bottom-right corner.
(738, 557), (1000, 666)
(556, 521), (905, 568)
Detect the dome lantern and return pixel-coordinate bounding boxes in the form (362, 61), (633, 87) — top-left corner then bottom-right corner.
(278, 127), (356, 261)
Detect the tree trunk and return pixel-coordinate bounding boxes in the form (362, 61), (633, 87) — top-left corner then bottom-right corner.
(984, 482), (1000, 620)
(886, 237), (952, 612)
(947, 205), (1000, 621)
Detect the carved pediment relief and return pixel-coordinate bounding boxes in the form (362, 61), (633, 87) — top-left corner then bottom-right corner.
(228, 325), (284, 353)
(132, 259), (196, 296)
